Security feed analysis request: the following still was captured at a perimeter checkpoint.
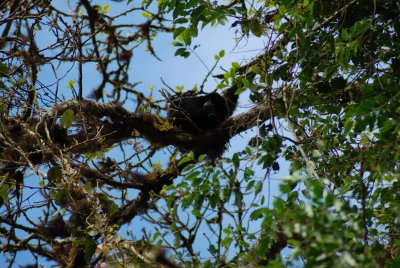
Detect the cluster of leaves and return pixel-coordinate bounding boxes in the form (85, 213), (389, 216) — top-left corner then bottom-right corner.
(151, 0), (400, 267)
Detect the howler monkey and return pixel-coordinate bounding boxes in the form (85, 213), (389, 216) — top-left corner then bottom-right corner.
(166, 86), (241, 161)
(167, 91), (237, 133)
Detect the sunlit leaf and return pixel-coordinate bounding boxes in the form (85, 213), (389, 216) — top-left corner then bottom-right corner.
(47, 166), (62, 182)
(60, 109), (74, 128)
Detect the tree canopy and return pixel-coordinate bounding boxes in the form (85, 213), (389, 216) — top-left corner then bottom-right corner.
(0, 0), (399, 267)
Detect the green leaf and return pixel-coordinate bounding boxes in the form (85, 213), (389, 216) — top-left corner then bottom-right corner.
(186, 171), (200, 180)
(47, 166), (62, 182)
(249, 19), (264, 37)
(83, 240), (97, 263)
(174, 47), (188, 56)
(177, 28), (196, 45)
(178, 152), (194, 166)
(67, 80), (74, 89)
(103, 4), (110, 14)
(0, 62), (8, 74)
(171, 41), (184, 47)
(87, 229), (99, 237)
(173, 18), (189, 24)
(141, 11), (151, 18)
(60, 109), (74, 128)
(0, 183), (9, 203)
(191, 208), (202, 218)
(173, 27), (186, 39)
(197, 154), (206, 162)
(53, 188), (68, 206)
(16, 77), (26, 84)
(209, 244), (217, 254)
(221, 235), (232, 247)
(234, 86), (246, 95)
(175, 47), (190, 58)
(343, 118), (354, 136)
(232, 153), (239, 169)
(249, 208), (267, 220)
(254, 181), (263, 195)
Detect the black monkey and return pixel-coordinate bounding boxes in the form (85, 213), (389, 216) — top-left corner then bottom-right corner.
(167, 86), (240, 161)
(168, 91), (236, 133)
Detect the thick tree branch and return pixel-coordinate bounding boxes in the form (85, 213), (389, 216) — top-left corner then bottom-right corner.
(22, 98), (275, 162)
